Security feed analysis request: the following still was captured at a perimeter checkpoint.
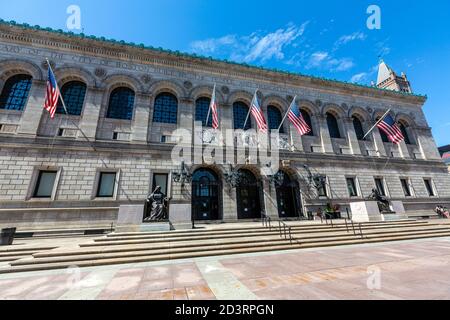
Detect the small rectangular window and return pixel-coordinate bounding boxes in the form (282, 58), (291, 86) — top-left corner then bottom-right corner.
(112, 132), (119, 140)
(424, 179), (435, 197)
(374, 178), (386, 197)
(57, 128), (64, 137)
(400, 179), (412, 197)
(346, 178), (358, 197)
(96, 172), (117, 198)
(33, 171), (57, 198)
(160, 135), (167, 143)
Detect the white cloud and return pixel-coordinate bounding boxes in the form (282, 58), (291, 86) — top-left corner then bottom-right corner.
(350, 64), (379, 84)
(334, 32), (367, 49)
(306, 51), (355, 72)
(189, 22), (309, 63)
(350, 72), (368, 83)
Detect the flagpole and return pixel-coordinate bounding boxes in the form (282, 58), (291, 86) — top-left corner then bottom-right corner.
(362, 108), (391, 140)
(243, 89), (257, 130)
(278, 95), (296, 131)
(205, 83), (215, 127)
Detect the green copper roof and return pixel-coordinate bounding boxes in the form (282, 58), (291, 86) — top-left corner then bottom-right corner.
(0, 18), (427, 99)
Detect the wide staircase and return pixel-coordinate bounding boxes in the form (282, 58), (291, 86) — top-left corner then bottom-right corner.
(1, 219), (450, 274)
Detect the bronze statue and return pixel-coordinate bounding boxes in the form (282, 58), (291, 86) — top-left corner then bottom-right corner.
(368, 188), (391, 212)
(144, 186), (170, 222)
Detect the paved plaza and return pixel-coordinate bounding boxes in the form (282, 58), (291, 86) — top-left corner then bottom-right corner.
(0, 237), (449, 300)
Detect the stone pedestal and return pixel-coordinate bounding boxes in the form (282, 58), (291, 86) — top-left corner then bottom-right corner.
(350, 201), (383, 223)
(116, 205), (172, 232)
(170, 203), (193, 230)
(383, 201), (409, 221)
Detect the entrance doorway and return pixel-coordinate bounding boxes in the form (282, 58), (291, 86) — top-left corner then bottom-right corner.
(276, 171), (302, 218)
(236, 169), (263, 219)
(192, 168), (221, 221)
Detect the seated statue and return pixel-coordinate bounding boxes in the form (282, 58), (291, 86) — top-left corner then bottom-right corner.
(144, 186), (170, 222)
(368, 188), (391, 213)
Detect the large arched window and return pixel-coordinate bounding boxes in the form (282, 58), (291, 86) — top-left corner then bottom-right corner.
(233, 101), (251, 130)
(398, 122), (412, 145)
(267, 106), (285, 133)
(195, 97), (212, 127)
(153, 92), (178, 124)
(300, 109), (314, 136)
(326, 112), (341, 139)
(352, 116), (365, 141)
(56, 81), (87, 116)
(106, 87), (135, 120)
(0, 74), (33, 111)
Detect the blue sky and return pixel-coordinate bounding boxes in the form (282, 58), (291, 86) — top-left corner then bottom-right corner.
(1, 0), (449, 146)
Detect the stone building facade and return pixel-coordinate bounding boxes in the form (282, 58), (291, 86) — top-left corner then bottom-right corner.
(0, 21), (449, 230)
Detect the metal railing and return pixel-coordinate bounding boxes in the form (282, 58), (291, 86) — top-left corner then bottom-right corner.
(261, 213), (296, 245)
(320, 208), (364, 239)
(278, 220), (294, 244)
(261, 213), (272, 231)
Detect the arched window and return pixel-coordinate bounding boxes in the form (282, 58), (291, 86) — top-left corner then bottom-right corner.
(398, 122), (412, 145)
(195, 97), (212, 127)
(326, 112), (341, 139)
(352, 116), (365, 141)
(0, 74), (32, 111)
(106, 87), (135, 120)
(267, 106), (284, 133)
(56, 81), (86, 116)
(153, 92), (178, 124)
(233, 101), (251, 130)
(300, 109), (314, 136)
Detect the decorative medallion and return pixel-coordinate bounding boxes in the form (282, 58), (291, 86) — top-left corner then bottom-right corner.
(183, 81), (193, 90)
(341, 103), (348, 110)
(221, 86), (230, 95)
(94, 68), (107, 78)
(141, 75), (152, 84)
(315, 99), (322, 107)
(367, 107), (373, 113)
(286, 95), (294, 103)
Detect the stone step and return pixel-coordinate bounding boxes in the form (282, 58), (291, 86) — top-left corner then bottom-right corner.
(34, 224), (450, 259)
(83, 224), (446, 248)
(24, 227), (450, 266)
(3, 230), (450, 274)
(97, 221), (430, 243)
(107, 220), (426, 238)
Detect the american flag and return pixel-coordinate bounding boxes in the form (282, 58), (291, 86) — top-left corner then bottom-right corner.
(377, 114), (405, 144)
(250, 91), (268, 133)
(209, 85), (219, 129)
(44, 67), (60, 119)
(288, 99), (311, 136)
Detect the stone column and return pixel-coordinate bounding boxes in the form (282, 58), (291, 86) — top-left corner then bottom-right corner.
(179, 97), (194, 133)
(317, 114), (334, 153)
(78, 87), (103, 140)
(263, 179), (279, 219)
(415, 127), (441, 160)
(131, 93), (151, 143)
(17, 80), (46, 137)
(343, 117), (362, 155)
(222, 187), (238, 221)
(398, 141), (411, 159)
(369, 122), (387, 157)
(289, 122), (304, 152)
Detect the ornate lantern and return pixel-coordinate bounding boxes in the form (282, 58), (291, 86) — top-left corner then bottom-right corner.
(172, 161), (192, 187)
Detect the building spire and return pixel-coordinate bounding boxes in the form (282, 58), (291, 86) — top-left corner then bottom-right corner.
(376, 59), (412, 93)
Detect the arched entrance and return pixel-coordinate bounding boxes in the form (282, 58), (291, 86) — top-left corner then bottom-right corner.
(236, 169), (263, 219)
(276, 171), (302, 218)
(192, 168), (221, 221)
